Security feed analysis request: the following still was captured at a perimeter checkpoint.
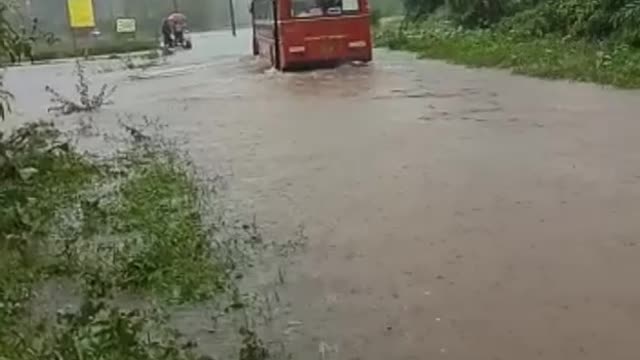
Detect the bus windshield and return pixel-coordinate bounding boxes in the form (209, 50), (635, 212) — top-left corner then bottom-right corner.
(292, 0), (360, 17)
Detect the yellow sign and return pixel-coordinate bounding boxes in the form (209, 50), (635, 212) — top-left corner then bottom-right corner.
(67, 0), (95, 28)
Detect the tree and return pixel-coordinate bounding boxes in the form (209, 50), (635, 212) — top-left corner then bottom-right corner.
(403, 0), (445, 20)
(401, 0), (640, 34)
(1, 2), (56, 64)
(1, 3), (15, 120)
(1, 2), (22, 119)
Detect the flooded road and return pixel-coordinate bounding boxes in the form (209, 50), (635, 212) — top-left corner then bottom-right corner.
(7, 30), (640, 360)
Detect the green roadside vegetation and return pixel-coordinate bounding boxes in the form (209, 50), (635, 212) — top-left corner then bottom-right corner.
(0, 119), (234, 359)
(0, 112), (281, 360)
(377, 0), (640, 88)
(370, 0), (404, 26)
(2, 6), (294, 360)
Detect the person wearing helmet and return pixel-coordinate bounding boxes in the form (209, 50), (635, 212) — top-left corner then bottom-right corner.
(168, 12), (187, 47)
(161, 16), (173, 48)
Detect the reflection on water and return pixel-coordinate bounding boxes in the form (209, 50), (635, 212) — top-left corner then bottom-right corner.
(276, 64), (377, 98)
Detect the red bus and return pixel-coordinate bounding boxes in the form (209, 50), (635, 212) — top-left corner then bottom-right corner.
(250, 0), (373, 70)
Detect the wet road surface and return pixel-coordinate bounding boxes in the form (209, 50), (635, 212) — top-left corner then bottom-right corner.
(7, 30), (640, 360)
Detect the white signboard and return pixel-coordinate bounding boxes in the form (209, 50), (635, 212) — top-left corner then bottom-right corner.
(116, 18), (136, 33)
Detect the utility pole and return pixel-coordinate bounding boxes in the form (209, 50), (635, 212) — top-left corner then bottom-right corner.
(172, 0), (179, 11)
(24, 0), (32, 20)
(228, 0), (237, 36)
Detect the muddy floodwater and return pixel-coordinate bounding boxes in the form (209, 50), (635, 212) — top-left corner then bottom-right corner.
(6, 30), (640, 360)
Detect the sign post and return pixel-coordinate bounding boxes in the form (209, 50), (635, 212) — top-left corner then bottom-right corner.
(228, 0), (237, 37)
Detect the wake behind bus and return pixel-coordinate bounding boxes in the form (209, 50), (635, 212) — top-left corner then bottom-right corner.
(250, 0), (373, 70)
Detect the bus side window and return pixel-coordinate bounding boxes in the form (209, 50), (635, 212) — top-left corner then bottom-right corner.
(291, 0), (360, 17)
(342, 0), (359, 11)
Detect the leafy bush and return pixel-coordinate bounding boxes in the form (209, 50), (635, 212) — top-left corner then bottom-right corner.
(403, 0), (445, 20)
(0, 2), (57, 64)
(608, 0), (640, 44)
(447, 0), (511, 26)
(0, 44), (301, 356)
(0, 72), (13, 119)
(377, 20), (640, 87)
(0, 116), (287, 359)
(78, 155), (227, 302)
(371, 8), (383, 27)
(402, 0), (640, 45)
(403, 0), (535, 25)
(45, 61), (117, 115)
(1, 298), (198, 360)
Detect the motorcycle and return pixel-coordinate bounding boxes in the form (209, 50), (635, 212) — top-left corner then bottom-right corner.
(161, 13), (193, 52)
(161, 29), (193, 55)
(174, 29), (193, 50)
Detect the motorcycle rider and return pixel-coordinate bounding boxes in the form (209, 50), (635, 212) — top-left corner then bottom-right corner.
(161, 16), (173, 48)
(168, 12), (187, 47)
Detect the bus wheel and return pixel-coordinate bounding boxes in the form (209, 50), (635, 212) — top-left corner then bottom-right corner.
(274, 47), (283, 70)
(270, 47), (282, 70)
(275, 57), (283, 71)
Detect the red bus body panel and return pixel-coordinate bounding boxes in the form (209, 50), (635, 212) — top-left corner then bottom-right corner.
(251, 0), (372, 70)
(278, 15), (372, 69)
